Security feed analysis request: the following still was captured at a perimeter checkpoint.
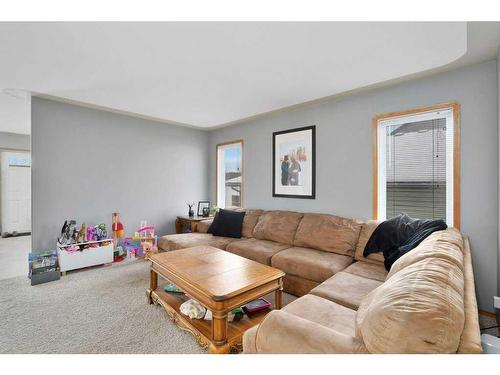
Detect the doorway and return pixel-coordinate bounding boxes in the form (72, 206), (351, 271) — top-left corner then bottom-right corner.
(1, 151), (31, 237)
(0, 147), (31, 280)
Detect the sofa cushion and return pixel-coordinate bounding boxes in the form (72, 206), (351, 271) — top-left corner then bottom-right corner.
(343, 261), (388, 282)
(158, 233), (239, 252)
(354, 220), (384, 264)
(271, 246), (353, 283)
(243, 325), (259, 354)
(234, 208), (264, 238)
(387, 227), (464, 279)
(252, 210), (304, 245)
(356, 257), (465, 353)
(196, 219), (213, 233)
(283, 274), (319, 297)
(458, 237), (482, 354)
(310, 272), (383, 310)
(225, 238), (290, 265)
(293, 213), (362, 256)
(251, 309), (367, 354)
(282, 294), (357, 337)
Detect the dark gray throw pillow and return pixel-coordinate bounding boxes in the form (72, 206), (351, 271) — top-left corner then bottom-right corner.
(207, 212), (219, 234)
(208, 209), (245, 238)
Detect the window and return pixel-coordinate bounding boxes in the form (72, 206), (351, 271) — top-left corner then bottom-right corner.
(373, 103), (460, 228)
(217, 140), (243, 209)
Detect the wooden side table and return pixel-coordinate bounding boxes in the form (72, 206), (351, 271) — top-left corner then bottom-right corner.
(175, 215), (214, 234)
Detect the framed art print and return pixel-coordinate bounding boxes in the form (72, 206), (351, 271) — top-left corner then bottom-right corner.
(273, 125), (316, 199)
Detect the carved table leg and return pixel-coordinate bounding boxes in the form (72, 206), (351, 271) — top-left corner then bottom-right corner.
(210, 311), (229, 353)
(147, 269), (158, 304)
(275, 282), (283, 310)
(208, 342), (231, 354)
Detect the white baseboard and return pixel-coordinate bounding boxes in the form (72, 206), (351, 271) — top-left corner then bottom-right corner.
(494, 296), (500, 310)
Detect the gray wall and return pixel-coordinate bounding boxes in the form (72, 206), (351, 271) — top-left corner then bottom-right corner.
(0, 131), (30, 150)
(32, 97), (209, 251)
(498, 51), (500, 301)
(209, 60), (499, 312)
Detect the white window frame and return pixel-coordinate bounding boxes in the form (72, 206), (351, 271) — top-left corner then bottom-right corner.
(216, 140), (243, 209)
(373, 103), (460, 228)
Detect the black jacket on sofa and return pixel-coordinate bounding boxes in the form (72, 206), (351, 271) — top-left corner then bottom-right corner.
(363, 213), (448, 271)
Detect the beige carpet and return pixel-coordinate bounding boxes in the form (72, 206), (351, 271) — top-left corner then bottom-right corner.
(0, 235), (31, 280)
(0, 259), (294, 354)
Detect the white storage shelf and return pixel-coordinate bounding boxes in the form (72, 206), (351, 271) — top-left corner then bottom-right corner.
(57, 240), (114, 273)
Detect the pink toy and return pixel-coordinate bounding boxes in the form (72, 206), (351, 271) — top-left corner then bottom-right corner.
(142, 241), (158, 259)
(65, 244), (79, 253)
(138, 225), (155, 238)
(86, 226), (95, 241)
(137, 221), (158, 258)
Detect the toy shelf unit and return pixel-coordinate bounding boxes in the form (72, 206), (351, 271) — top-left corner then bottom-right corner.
(57, 239), (114, 274)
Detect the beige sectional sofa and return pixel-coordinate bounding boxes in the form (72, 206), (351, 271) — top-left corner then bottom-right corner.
(158, 209), (482, 354)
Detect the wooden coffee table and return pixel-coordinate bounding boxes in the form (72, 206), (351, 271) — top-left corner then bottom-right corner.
(146, 245), (285, 354)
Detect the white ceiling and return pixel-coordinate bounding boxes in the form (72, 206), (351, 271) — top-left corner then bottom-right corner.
(0, 92), (30, 134)
(0, 22), (499, 133)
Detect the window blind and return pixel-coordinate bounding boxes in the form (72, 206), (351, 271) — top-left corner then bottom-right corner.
(384, 118), (447, 221)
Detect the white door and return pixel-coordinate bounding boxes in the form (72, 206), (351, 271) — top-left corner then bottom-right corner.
(1, 152), (31, 235)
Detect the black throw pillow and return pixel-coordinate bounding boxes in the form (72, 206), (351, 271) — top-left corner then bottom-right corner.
(208, 209), (245, 238)
(207, 212), (220, 234)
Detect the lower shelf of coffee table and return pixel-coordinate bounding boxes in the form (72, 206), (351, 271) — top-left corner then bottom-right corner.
(150, 285), (270, 353)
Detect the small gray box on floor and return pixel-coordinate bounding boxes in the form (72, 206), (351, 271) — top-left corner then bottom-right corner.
(31, 269), (60, 285)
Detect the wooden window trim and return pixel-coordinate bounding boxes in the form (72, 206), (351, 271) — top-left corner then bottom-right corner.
(372, 102), (461, 229)
(216, 140), (244, 208)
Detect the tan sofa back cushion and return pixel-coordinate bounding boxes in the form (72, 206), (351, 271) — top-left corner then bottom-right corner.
(387, 227), (464, 279)
(293, 213), (361, 256)
(354, 220), (384, 264)
(196, 219), (213, 233)
(458, 237), (483, 353)
(252, 210), (304, 245)
(356, 256), (465, 353)
(240, 209), (264, 238)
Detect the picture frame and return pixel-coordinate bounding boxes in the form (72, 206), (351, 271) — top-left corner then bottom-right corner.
(272, 125), (316, 199)
(197, 201), (211, 216)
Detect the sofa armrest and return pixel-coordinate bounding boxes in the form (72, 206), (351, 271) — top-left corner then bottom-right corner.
(196, 219), (213, 233)
(249, 310), (367, 354)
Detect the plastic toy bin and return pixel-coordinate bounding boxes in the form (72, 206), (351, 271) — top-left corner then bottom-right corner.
(57, 240), (114, 273)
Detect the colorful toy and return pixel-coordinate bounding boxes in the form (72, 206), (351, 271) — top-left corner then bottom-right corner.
(138, 224), (155, 240)
(119, 236), (141, 256)
(57, 220), (77, 245)
(65, 244), (80, 253)
(113, 245), (126, 262)
(86, 226), (94, 241)
(117, 221), (157, 258)
(94, 224), (107, 241)
(76, 223), (86, 243)
(142, 241), (157, 259)
(138, 221), (158, 259)
(112, 212), (124, 241)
